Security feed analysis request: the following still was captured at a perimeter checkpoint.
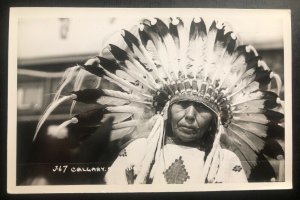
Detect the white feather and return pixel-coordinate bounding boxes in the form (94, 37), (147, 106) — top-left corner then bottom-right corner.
(106, 105), (144, 113)
(112, 120), (139, 129)
(232, 113), (269, 124)
(96, 96), (129, 106)
(54, 65), (80, 101)
(229, 124), (265, 152)
(102, 113), (133, 124)
(34, 95), (73, 141)
(231, 121), (268, 138)
(230, 88), (263, 105)
(174, 18), (189, 76)
(145, 40), (172, 82)
(102, 89), (152, 104)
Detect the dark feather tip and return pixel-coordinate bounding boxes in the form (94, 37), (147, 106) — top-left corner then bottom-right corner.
(72, 89), (104, 104)
(83, 61), (105, 77)
(152, 18), (169, 37)
(140, 19), (151, 27)
(122, 29), (140, 48)
(260, 91), (279, 109)
(75, 108), (109, 127)
(254, 67), (272, 86)
(198, 18), (207, 34)
(169, 18), (183, 41)
(248, 153), (276, 182)
(97, 56), (120, 74)
(190, 18), (207, 40)
(235, 45), (256, 61)
(216, 26), (225, 39)
(209, 20), (217, 32)
(138, 25), (151, 46)
(246, 56), (262, 70)
(222, 31), (237, 54)
(169, 21), (179, 39)
(264, 110), (284, 123)
(108, 44), (129, 62)
(266, 123), (284, 140)
(169, 17), (183, 27)
(262, 139), (284, 160)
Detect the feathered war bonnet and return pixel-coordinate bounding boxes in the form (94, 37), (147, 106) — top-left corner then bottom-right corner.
(34, 17), (285, 183)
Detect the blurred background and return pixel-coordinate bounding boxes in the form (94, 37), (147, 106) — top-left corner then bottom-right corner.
(16, 17), (285, 185)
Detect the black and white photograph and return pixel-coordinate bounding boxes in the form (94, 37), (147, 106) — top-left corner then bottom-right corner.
(7, 8), (292, 193)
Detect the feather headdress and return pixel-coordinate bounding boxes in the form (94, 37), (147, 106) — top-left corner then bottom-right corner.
(34, 17), (284, 182)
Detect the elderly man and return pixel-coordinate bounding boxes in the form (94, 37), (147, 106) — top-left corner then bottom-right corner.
(104, 100), (247, 184)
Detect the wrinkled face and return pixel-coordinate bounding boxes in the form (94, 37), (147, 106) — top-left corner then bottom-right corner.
(170, 101), (215, 143)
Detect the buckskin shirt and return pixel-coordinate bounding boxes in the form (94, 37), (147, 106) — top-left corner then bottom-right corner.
(105, 138), (247, 184)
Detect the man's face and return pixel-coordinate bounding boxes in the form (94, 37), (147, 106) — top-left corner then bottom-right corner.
(170, 101), (214, 143)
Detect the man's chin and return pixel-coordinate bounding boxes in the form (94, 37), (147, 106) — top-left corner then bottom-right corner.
(176, 131), (198, 143)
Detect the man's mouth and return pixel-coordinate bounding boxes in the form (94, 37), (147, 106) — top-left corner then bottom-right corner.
(178, 126), (196, 134)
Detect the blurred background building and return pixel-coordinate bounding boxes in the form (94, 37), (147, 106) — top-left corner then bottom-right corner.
(16, 17), (285, 184)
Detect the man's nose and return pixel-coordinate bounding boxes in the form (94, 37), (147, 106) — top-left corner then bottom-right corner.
(185, 105), (196, 123)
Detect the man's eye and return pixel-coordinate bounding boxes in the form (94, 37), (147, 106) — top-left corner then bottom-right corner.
(195, 104), (212, 113)
(178, 101), (190, 108)
(194, 103), (205, 109)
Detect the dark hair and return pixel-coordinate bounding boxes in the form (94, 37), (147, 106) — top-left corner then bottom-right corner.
(198, 116), (217, 158)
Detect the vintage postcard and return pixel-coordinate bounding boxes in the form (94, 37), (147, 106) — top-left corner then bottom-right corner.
(7, 7), (292, 193)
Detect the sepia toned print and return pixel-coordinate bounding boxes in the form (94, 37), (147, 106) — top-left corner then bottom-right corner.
(8, 8), (292, 193)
